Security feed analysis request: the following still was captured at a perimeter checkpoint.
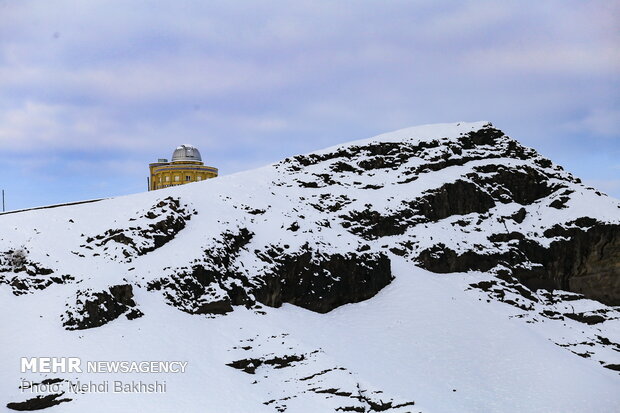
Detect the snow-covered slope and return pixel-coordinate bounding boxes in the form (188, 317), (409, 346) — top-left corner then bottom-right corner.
(1, 121), (619, 412)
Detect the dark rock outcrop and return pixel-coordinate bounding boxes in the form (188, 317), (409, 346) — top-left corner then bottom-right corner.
(227, 354), (306, 374)
(417, 243), (509, 274)
(340, 207), (409, 239)
(286, 123), (618, 307)
(150, 228), (393, 315)
(410, 180), (496, 222)
(82, 197), (194, 262)
(469, 164), (559, 204)
(341, 180), (495, 239)
(253, 246), (392, 313)
(417, 220), (620, 306)
(6, 393), (72, 411)
(0, 249), (72, 295)
(149, 265), (238, 315)
(62, 284), (141, 330)
(226, 335), (417, 412)
(148, 228), (255, 315)
(534, 222), (620, 305)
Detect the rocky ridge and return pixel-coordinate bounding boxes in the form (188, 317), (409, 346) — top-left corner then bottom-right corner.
(1, 121), (619, 411)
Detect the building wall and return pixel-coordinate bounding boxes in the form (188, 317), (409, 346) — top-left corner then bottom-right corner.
(149, 161), (218, 191)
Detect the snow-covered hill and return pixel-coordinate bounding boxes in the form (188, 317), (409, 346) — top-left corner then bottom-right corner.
(1, 121), (619, 412)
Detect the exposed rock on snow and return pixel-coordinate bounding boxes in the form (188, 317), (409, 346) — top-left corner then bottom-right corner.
(253, 246), (392, 313)
(147, 228), (255, 315)
(62, 284), (142, 330)
(1, 121), (619, 412)
(6, 392), (72, 411)
(227, 354), (306, 374)
(278, 123), (619, 306)
(79, 197), (195, 262)
(7, 379), (72, 411)
(418, 219), (620, 305)
(148, 227), (392, 315)
(226, 333), (416, 412)
(0, 248), (72, 295)
(340, 179), (496, 239)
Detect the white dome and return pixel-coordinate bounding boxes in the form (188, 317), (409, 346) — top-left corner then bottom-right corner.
(171, 144), (202, 162)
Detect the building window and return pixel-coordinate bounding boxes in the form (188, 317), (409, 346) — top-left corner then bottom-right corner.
(185, 175), (191, 182)
(175, 176), (180, 182)
(197, 176), (202, 181)
(165, 176), (170, 182)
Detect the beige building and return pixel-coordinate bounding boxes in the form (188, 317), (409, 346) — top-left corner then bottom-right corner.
(148, 145), (218, 191)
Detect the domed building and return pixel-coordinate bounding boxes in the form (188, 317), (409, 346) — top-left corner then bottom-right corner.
(148, 145), (218, 191)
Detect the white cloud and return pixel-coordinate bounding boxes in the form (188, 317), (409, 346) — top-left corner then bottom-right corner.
(0, 102), (148, 151)
(464, 44), (620, 76)
(562, 108), (620, 138)
(0, 0), (618, 208)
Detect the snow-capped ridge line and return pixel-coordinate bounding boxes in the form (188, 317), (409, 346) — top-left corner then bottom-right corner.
(0, 121), (619, 413)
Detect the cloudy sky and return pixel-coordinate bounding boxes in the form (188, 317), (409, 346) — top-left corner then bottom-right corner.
(1, 0), (618, 210)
